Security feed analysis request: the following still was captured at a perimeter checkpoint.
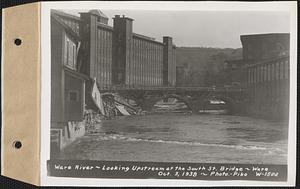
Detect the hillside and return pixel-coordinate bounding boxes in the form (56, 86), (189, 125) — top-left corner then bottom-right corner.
(176, 47), (243, 86)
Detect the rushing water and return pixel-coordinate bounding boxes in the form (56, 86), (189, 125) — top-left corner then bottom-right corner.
(59, 113), (288, 164)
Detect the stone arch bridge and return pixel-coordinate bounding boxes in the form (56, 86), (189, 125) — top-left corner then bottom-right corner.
(101, 86), (247, 114)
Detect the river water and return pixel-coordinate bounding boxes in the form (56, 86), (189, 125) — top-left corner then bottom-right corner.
(59, 113), (288, 164)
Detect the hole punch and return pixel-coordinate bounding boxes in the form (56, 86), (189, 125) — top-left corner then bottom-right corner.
(13, 141), (22, 149)
(14, 38), (22, 46)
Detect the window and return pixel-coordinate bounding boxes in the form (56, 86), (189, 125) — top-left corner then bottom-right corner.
(274, 62), (279, 80)
(260, 66), (263, 82)
(264, 65), (267, 82)
(68, 42), (73, 66)
(65, 39), (69, 64)
(68, 90), (79, 102)
(64, 35), (77, 69)
(73, 44), (76, 67)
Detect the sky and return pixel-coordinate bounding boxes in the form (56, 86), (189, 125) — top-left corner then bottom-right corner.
(63, 10), (290, 48)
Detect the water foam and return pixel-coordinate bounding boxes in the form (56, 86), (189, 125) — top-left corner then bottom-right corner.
(95, 133), (285, 153)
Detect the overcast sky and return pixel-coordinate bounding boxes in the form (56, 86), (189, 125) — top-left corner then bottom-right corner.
(63, 10), (290, 48)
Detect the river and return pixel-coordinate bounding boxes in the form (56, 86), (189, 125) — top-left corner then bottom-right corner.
(58, 112), (288, 164)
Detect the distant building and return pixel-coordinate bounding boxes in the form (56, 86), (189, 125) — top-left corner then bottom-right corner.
(225, 33), (289, 86)
(238, 33), (290, 119)
(176, 63), (190, 86)
(224, 59), (248, 86)
(176, 66), (184, 86)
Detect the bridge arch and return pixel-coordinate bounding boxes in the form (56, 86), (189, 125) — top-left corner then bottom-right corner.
(200, 93), (237, 114)
(151, 93), (192, 111)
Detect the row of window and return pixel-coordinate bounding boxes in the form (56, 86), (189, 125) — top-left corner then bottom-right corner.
(131, 39), (164, 63)
(127, 39), (165, 86)
(96, 29), (112, 88)
(247, 59), (289, 84)
(168, 48), (176, 86)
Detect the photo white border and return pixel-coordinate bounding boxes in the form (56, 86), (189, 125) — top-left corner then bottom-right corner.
(40, 1), (297, 186)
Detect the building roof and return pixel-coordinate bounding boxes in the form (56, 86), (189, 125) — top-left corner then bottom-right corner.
(113, 15), (134, 21)
(64, 66), (90, 80)
(51, 14), (80, 40)
(89, 9), (108, 19)
(240, 33), (290, 41)
(241, 33), (289, 37)
(133, 33), (155, 41)
(51, 9), (81, 21)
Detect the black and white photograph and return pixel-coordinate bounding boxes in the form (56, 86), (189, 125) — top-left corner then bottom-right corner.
(41, 1), (297, 186)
